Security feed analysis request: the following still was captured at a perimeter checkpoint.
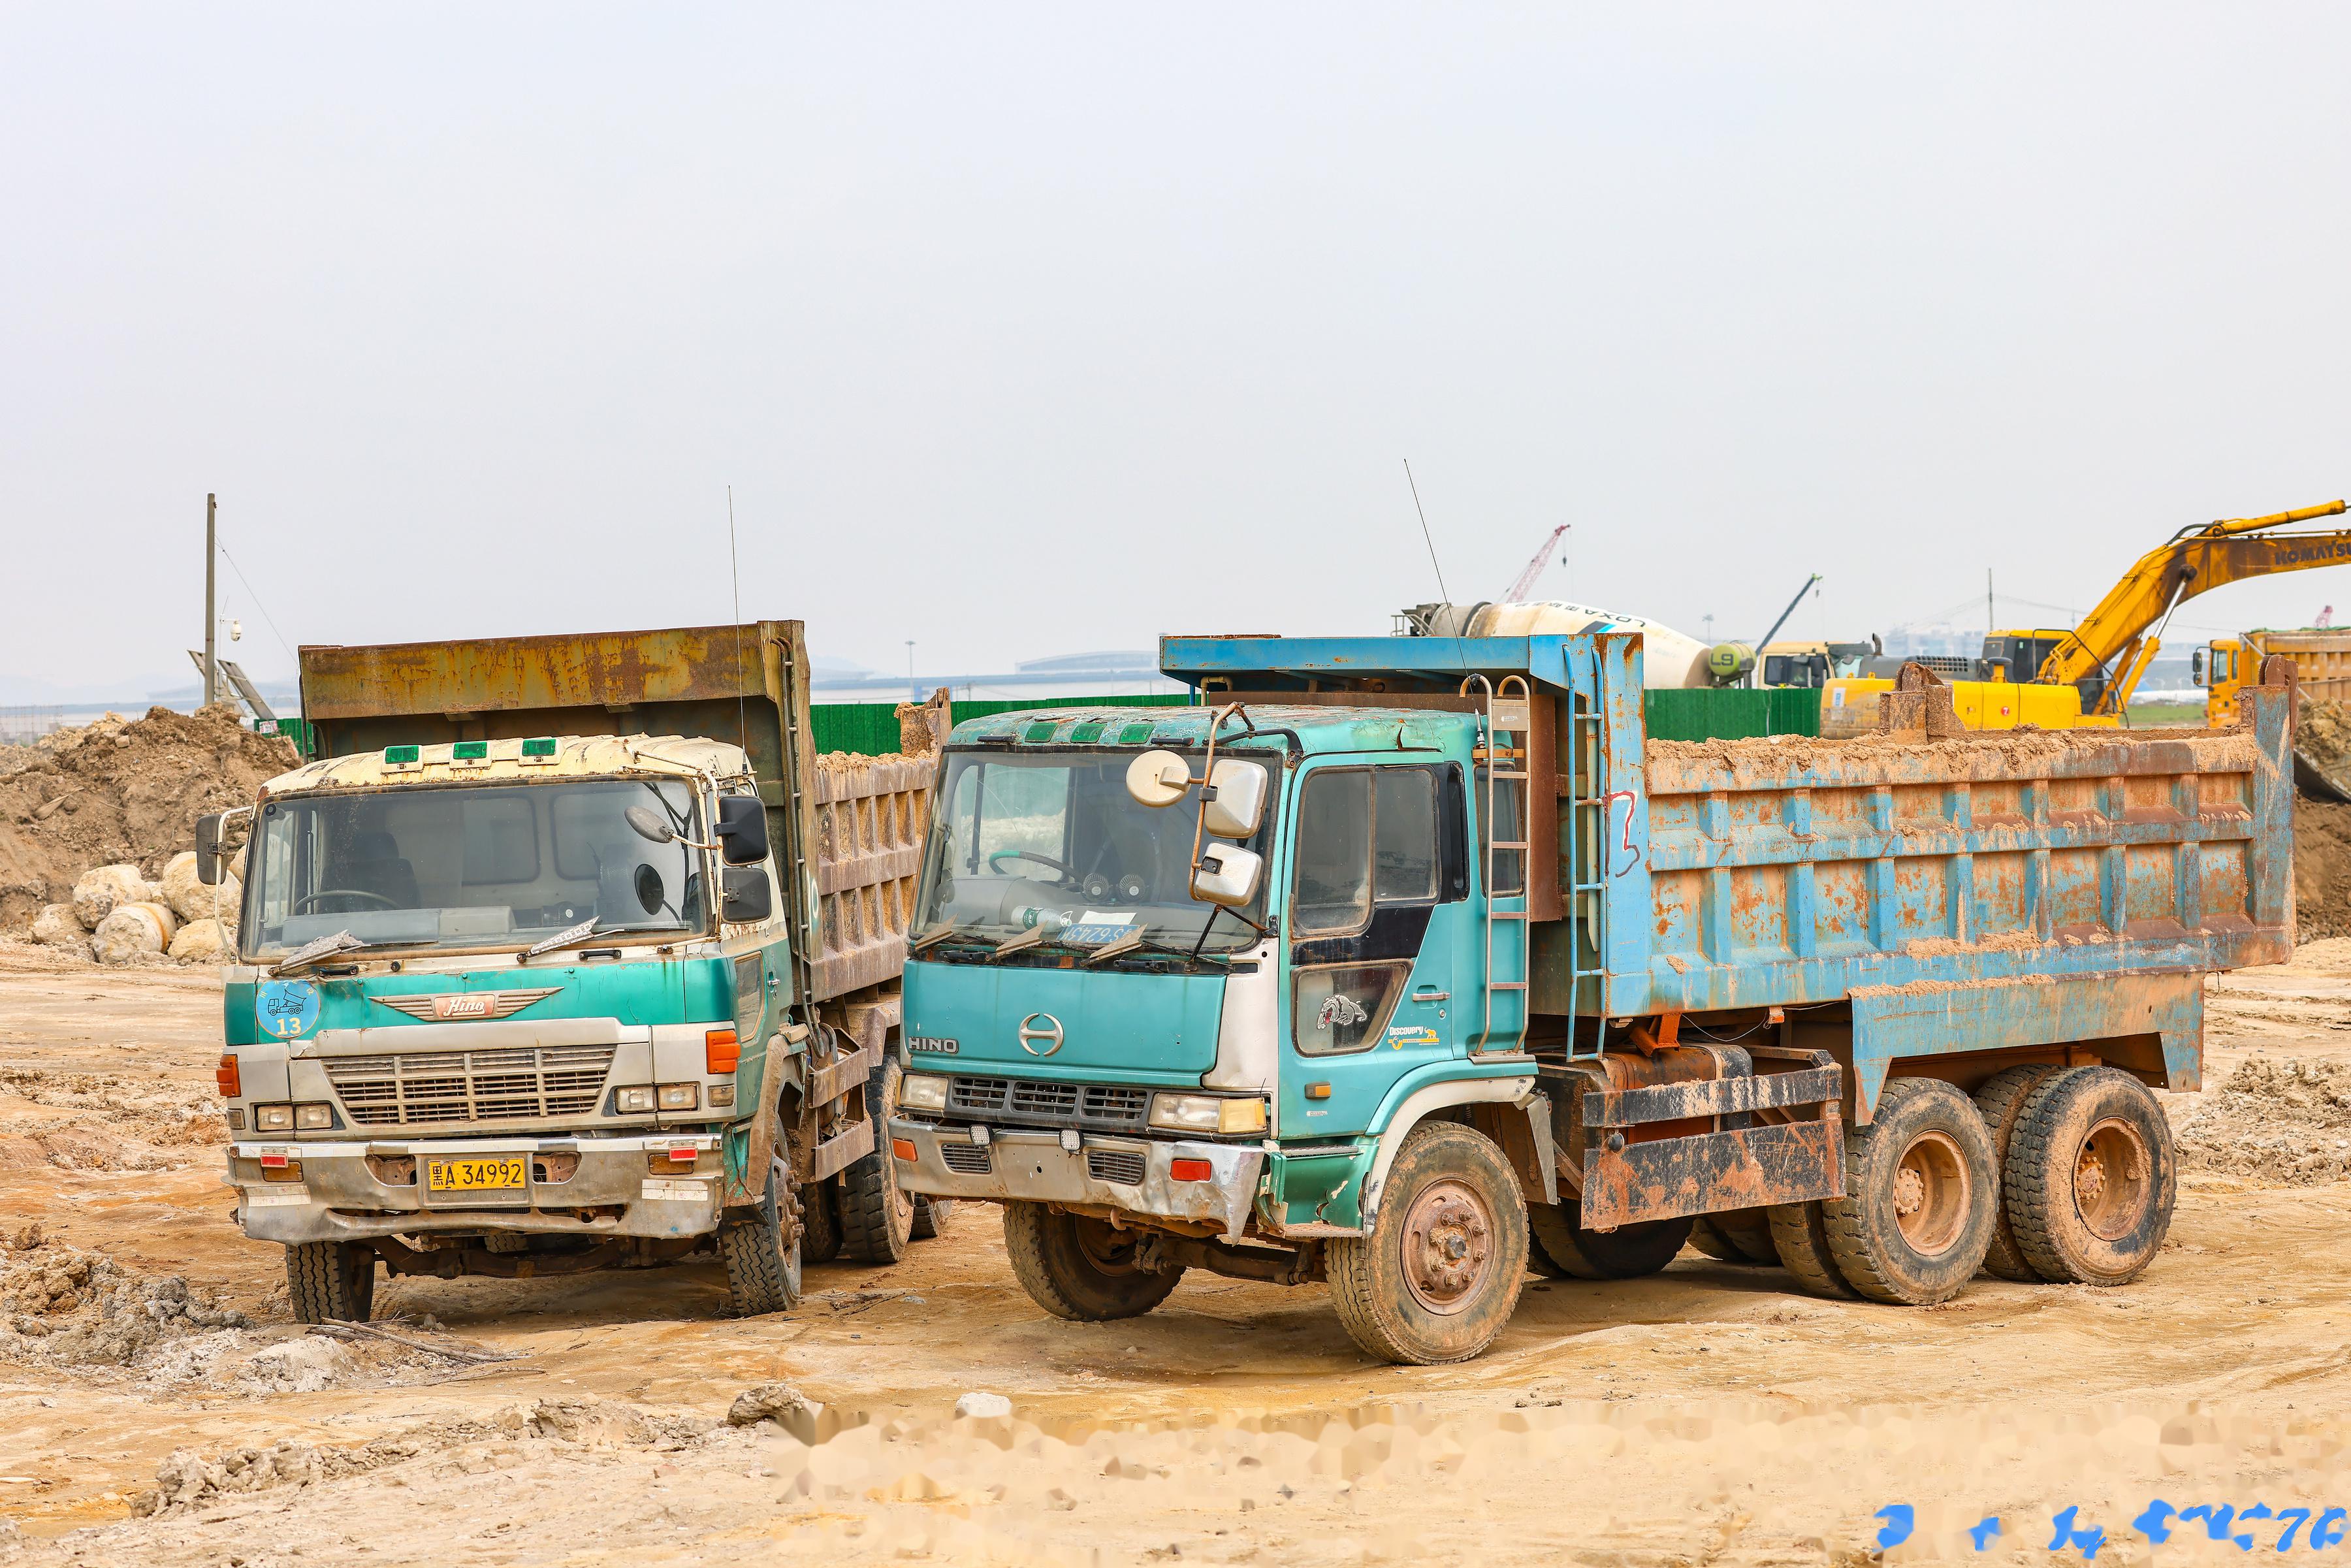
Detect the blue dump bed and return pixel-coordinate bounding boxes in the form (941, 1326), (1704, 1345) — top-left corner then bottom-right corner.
(1162, 629), (2294, 1114)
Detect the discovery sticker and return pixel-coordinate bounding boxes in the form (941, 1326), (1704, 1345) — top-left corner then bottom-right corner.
(1384, 1025), (1440, 1049)
(255, 979), (321, 1040)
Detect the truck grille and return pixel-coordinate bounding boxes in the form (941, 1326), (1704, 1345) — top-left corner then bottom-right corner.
(1085, 1149), (1146, 1186)
(946, 1077), (1150, 1132)
(940, 1142), (993, 1175)
(325, 1046), (616, 1127)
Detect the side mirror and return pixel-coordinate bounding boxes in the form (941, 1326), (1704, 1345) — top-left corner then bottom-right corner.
(716, 795), (769, 866)
(195, 814), (226, 886)
(1125, 749), (1191, 808)
(1200, 759), (1266, 839)
(2190, 648), (2208, 686)
(721, 866), (773, 924)
(1191, 843), (1263, 907)
(625, 805), (675, 844)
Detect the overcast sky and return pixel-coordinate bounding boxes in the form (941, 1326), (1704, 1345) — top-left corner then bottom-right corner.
(5, 5), (2349, 700)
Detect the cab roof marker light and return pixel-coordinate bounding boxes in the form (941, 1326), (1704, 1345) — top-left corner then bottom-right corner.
(521, 737), (558, 757)
(383, 745), (420, 763)
(451, 741), (489, 760)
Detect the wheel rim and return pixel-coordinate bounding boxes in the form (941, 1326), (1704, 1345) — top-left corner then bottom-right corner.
(1400, 1177), (1495, 1316)
(1889, 1130), (1970, 1256)
(2073, 1117), (2153, 1240)
(1073, 1218), (1146, 1276)
(772, 1155), (802, 1298)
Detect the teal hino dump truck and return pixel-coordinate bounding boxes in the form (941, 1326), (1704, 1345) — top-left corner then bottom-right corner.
(887, 627), (2296, 1364)
(199, 622), (948, 1322)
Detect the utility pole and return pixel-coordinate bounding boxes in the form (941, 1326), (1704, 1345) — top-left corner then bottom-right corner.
(1987, 569), (1994, 638)
(204, 494), (218, 709)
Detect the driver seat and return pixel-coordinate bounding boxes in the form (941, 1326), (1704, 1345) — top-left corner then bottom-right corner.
(344, 831), (421, 908)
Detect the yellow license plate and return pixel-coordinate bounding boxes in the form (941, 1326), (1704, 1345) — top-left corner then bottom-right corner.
(426, 1156), (526, 1192)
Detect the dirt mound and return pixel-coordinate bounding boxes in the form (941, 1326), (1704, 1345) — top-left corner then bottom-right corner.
(0, 1225), (248, 1368)
(136, 1397), (722, 1516)
(0, 705), (293, 925)
(2175, 1055), (2351, 1185)
(0, 1068), (227, 1173)
(2295, 795), (2351, 940)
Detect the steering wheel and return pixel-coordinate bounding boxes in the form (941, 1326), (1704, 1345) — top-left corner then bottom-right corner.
(987, 849), (1073, 878)
(294, 889), (398, 912)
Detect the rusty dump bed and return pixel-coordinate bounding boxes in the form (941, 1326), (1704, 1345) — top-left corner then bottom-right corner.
(1161, 631), (2298, 1118)
(298, 621), (931, 1000)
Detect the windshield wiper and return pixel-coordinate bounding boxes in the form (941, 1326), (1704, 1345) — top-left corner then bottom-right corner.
(520, 918), (679, 962)
(270, 931), (420, 976)
(1081, 927), (1228, 967)
(909, 923), (990, 956)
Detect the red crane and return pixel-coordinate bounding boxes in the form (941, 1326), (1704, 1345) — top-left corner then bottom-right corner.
(1503, 524), (1571, 601)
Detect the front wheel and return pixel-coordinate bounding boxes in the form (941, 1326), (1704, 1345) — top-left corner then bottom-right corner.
(1002, 1202), (1181, 1320)
(286, 1241), (375, 1324)
(720, 1155), (803, 1315)
(1327, 1122), (1528, 1365)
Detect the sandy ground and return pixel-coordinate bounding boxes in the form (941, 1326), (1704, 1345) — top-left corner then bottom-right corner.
(4, 941), (2351, 1565)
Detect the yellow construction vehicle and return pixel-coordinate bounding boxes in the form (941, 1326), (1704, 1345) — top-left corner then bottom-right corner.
(1825, 500), (2351, 734)
(2197, 628), (2351, 725)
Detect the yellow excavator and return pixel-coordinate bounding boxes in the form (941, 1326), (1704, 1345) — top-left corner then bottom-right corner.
(1825, 499), (2351, 733)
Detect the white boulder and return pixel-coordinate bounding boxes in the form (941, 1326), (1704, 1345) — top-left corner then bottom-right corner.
(159, 852), (239, 928)
(93, 901), (178, 965)
(168, 919), (234, 964)
(31, 904), (91, 957)
(72, 864), (149, 929)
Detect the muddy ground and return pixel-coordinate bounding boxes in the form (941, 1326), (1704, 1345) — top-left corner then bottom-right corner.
(4, 942), (2351, 1565)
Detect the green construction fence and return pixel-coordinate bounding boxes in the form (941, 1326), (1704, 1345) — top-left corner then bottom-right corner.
(810, 693), (1198, 756)
(1642, 687), (1821, 743)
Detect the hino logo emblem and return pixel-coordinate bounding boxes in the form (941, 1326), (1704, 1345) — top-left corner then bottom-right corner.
(374, 987), (562, 1022)
(1017, 1012), (1064, 1057)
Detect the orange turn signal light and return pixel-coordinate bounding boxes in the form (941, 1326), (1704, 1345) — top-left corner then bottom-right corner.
(705, 1028), (740, 1075)
(1303, 1082), (1331, 1100)
(1169, 1158), (1213, 1183)
(890, 1138), (918, 1162)
(216, 1055), (240, 1097)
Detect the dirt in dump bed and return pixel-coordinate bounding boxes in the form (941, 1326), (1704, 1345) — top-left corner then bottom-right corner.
(0, 705), (296, 923)
(1647, 722), (2261, 775)
(2295, 793), (2351, 940)
(2299, 697), (2351, 780)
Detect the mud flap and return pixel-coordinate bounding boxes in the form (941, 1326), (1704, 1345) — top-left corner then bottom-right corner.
(1579, 1117), (1844, 1231)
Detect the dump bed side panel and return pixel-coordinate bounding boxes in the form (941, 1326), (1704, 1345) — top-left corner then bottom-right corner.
(1618, 690), (2294, 1019)
(297, 620), (922, 1002)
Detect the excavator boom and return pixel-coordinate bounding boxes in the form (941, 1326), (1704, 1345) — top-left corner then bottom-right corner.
(2039, 500), (2350, 688)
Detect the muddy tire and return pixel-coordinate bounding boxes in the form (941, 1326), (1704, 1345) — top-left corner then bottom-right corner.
(837, 1057), (915, 1264)
(1972, 1064), (2062, 1281)
(1767, 1201), (1862, 1300)
(1328, 1123), (1527, 1364)
(1526, 1216), (1575, 1279)
(2006, 1067), (2176, 1286)
(1527, 1200), (1693, 1281)
(720, 1156), (803, 1316)
(1823, 1078), (1996, 1305)
(1691, 1209), (1778, 1266)
(1003, 1202), (1181, 1321)
(286, 1241), (375, 1324)
(910, 1194), (955, 1241)
(801, 1177), (843, 1265)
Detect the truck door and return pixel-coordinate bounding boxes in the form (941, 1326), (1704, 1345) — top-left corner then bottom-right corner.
(1280, 762), (1469, 1138)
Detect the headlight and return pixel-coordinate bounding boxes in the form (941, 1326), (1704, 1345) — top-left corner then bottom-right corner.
(1149, 1094), (1266, 1136)
(255, 1104), (295, 1132)
(295, 1104), (334, 1130)
(658, 1083), (700, 1111)
(899, 1073), (950, 1113)
(616, 1087), (656, 1114)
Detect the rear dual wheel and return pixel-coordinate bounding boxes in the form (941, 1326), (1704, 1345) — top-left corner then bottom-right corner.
(2004, 1067), (2174, 1286)
(1529, 1200), (1693, 1280)
(1823, 1078), (1997, 1305)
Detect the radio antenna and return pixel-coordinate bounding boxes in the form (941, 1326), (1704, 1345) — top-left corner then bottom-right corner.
(728, 486), (749, 755)
(1403, 458), (1452, 605)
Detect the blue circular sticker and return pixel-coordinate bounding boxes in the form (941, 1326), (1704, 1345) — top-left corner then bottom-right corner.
(255, 980), (321, 1040)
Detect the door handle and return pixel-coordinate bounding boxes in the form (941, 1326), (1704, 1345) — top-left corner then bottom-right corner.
(1411, 987), (1449, 1002)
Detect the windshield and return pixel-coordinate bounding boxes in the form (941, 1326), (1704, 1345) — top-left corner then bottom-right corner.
(243, 777), (707, 959)
(914, 748), (1275, 955)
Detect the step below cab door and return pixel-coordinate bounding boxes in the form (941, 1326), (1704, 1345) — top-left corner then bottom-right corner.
(1280, 760), (1473, 1138)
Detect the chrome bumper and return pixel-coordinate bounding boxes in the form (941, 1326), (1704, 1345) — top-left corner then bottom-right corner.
(888, 1117), (1264, 1241)
(224, 1133), (725, 1245)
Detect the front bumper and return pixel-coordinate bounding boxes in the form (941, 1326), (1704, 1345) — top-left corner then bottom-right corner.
(225, 1133), (724, 1245)
(889, 1117), (1264, 1241)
